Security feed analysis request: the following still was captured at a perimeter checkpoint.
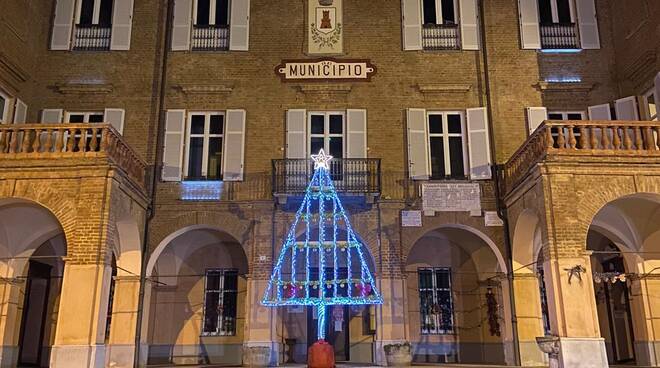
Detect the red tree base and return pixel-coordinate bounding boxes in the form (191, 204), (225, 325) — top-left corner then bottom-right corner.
(308, 339), (335, 368)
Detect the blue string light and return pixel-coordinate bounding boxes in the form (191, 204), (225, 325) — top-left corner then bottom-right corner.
(262, 149), (383, 341)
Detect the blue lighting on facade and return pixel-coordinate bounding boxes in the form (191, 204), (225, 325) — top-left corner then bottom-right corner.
(544, 76), (582, 83)
(180, 181), (223, 201)
(262, 150), (382, 341)
(540, 48), (582, 54)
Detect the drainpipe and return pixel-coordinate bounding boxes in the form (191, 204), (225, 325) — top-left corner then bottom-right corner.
(133, 0), (173, 366)
(477, 0), (521, 366)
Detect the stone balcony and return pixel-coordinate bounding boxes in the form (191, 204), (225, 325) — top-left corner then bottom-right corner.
(498, 120), (660, 197)
(0, 123), (147, 191)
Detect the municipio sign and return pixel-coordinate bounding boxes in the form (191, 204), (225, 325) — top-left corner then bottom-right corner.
(275, 58), (376, 82)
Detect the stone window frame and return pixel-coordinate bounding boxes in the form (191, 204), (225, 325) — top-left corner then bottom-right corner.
(426, 110), (468, 180)
(418, 267), (454, 335)
(202, 268), (238, 337)
(183, 111), (226, 181)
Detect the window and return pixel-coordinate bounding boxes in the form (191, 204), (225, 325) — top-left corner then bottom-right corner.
(643, 88), (658, 121)
(418, 268), (453, 334)
(65, 111), (105, 123)
(184, 112), (224, 180)
(537, 263), (551, 335)
(537, 0), (579, 49)
(537, 0), (574, 24)
(0, 90), (9, 124)
(192, 0), (231, 50)
(308, 112), (344, 160)
(73, 0), (114, 50)
(202, 269), (238, 336)
(427, 112), (467, 180)
(421, 0), (460, 50)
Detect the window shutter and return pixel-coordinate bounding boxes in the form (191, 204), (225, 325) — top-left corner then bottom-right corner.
(615, 96), (639, 120)
(110, 0), (134, 50)
(41, 109), (64, 123)
(466, 107), (492, 180)
(401, 0), (422, 51)
(222, 109), (246, 181)
(575, 0), (600, 49)
(526, 107), (547, 134)
(654, 72), (660, 112)
(459, 0), (479, 50)
(588, 104), (611, 120)
(406, 108), (430, 180)
(171, 0), (192, 51)
(518, 0), (541, 49)
(13, 99), (27, 124)
(104, 108), (125, 134)
(346, 109), (367, 158)
(229, 0), (250, 51)
(162, 110), (186, 181)
(286, 109), (307, 159)
(51, 0), (75, 50)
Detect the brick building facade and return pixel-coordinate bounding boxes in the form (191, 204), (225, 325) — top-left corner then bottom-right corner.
(0, 0), (659, 367)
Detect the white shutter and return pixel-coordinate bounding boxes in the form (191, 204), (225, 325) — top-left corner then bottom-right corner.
(466, 107), (492, 180)
(459, 0), (479, 50)
(171, 0), (192, 51)
(346, 109), (367, 158)
(51, 0), (75, 50)
(286, 109), (307, 159)
(654, 72), (660, 114)
(526, 107), (547, 135)
(615, 96), (639, 120)
(575, 0), (600, 49)
(162, 110), (186, 181)
(222, 110), (246, 181)
(104, 108), (125, 134)
(229, 0), (250, 51)
(401, 0), (422, 51)
(13, 99), (27, 124)
(518, 0), (541, 49)
(588, 104), (611, 120)
(406, 108), (430, 180)
(110, 0), (134, 50)
(41, 109), (63, 123)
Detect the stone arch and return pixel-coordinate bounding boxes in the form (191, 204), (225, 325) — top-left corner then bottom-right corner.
(511, 209), (543, 273)
(115, 217), (142, 276)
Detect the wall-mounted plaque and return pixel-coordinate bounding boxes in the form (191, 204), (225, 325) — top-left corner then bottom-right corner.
(422, 183), (481, 213)
(308, 0), (343, 55)
(275, 58), (376, 82)
(484, 211), (504, 227)
(401, 210), (422, 227)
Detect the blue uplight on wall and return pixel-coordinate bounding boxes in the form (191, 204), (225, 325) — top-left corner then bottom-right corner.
(262, 150), (382, 341)
(545, 76), (582, 83)
(540, 49), (582, 54)
(180, 181), (224, 201)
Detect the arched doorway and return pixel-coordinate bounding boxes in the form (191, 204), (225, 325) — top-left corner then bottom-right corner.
(279, 228), (379, 364)
(405, 225), (509, 364)
(144, 226), (248, 366)
(586, 193), (660, 366)
(0, 199), (67, 367)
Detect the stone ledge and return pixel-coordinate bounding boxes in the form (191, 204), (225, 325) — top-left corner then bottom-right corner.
(55, 83), (114, 94)
(416, 83), (472, 94)
(175, 84), (234, 94)
(536, 81), (595, 93)
(295, 84), (352, 94)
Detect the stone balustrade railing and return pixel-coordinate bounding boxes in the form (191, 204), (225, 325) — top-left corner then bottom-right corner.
(499, 120), (660, 196)
(0, 123), (147, 189)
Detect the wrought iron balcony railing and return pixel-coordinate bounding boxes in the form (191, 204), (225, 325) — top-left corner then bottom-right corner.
(422, 24), (460, 51)
(498, 120), (660, 196)
(540, 23), (579, 49)
(192, 25), (230, 51)
(272, 158), (381, 195)
(73, 24), (112, 51)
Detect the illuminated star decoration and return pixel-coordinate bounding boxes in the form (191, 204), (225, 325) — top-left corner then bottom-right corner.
(311, 149), (333, 170)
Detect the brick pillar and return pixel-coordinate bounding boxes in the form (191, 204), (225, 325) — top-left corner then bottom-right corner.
(50, 263), (113, 368)
(542, 254), (608, 367)
(0, 261), (27, 367)
(105, 275), (141, 368)
(512, 273), (547, 366)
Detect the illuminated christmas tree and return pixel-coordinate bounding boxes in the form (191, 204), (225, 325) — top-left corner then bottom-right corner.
(262, 149), (382, 341)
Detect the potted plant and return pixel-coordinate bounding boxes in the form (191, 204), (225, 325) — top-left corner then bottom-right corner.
(383, 342), (412, 367)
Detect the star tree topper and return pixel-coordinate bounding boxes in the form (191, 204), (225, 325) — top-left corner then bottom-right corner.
(311, 149), (333, 170)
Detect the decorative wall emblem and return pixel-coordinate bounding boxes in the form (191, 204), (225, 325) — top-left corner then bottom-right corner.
(308, 0), (343, 54)
(275, 58), (376, 82)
